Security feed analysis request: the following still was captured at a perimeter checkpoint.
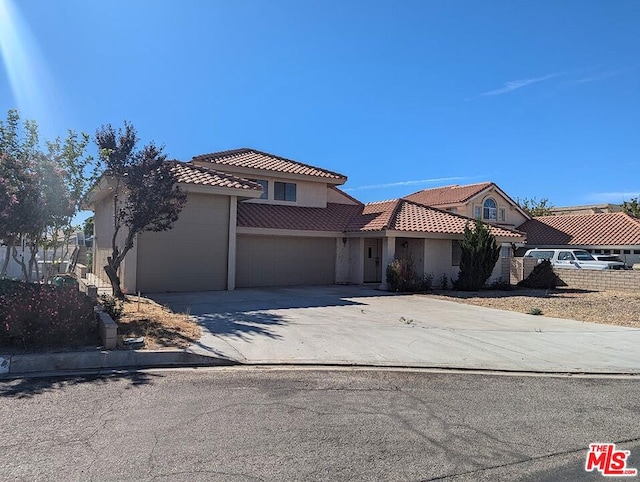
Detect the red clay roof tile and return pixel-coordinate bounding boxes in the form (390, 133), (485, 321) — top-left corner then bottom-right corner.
(192, 148), (347, 181)
(238, 203), (362, 231)
(169, 161), (262, 191)
(404, 182), (493, 206)
(519, 212), (640, 246)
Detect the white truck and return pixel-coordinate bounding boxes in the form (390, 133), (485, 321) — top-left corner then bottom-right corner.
(523, 248), (626, 270)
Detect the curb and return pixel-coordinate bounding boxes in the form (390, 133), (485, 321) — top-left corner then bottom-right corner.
(0, 349), (237, 379)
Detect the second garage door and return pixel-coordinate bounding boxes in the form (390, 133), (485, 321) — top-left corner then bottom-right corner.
(236, 235), (336, 288)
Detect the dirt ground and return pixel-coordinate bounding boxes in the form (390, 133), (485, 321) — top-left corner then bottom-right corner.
(117, 296), (201, 349)
(423, 288), (640, 328)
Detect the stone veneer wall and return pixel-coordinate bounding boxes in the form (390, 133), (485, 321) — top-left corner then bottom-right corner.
(554, 269), (640, 292)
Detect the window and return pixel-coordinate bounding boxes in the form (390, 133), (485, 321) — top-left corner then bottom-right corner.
(634, 250), (640, 255)
(525, 250), (554, 260)
(274, 182), (296, 201)
(623, 250), (631, 254)
(451, 240), (461, 266)
(558, 251), (575, 261)
(499, 208), (506, 222)
(251, 179), (268, 199)
(474, 206), (481, 219)
(483, 198), (497, 220)
(500, 246), (511, 258)
(613, 249), (620, 254)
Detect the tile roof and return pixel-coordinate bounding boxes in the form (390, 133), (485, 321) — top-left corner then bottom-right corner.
(404, 182), (493, 206)
(237, 198), (525, 239)
(168, 161), (262, 191)
(349, 199), (525, 238)
(238, 202), (362, 232)
(519, 212), (640, 246)
(191, 148), (347, 182)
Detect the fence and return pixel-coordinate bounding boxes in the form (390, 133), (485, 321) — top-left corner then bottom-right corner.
(510, 257), (640, 292)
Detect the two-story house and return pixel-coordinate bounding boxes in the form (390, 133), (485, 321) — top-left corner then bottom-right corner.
(87, 149), (527, 293)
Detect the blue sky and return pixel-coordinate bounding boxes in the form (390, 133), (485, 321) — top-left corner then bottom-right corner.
(1, 0), (639, 223)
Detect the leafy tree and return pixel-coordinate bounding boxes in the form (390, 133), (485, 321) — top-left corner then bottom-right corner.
(83, 216), (94, 237)
(95, 122), (187, 298)
(621, 198), (640, 218)
(517, 197), (554, 217)
(0, 110), (95, 280)
(453, 219), (500, 291)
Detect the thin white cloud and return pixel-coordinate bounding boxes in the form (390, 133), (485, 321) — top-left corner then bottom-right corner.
(587, 191), (640, 203)
(565, 69), (627, 85)
(343, 176), (470, 192)
(468, 72), (565, 100)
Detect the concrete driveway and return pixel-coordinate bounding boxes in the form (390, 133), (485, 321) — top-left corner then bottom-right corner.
(150, 285), (640, 373)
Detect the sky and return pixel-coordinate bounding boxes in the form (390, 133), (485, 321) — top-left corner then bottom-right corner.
(1, 0), (639, 225)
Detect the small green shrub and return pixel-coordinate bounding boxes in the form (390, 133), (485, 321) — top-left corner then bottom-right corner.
(98, 294), (124, 321)
(528, 307), (543, 316)
(518, 259), (560, 289)
(439, 273), (449, 290)
(0, 279), (97, 349)
(488, 280), (514, 291)
(386, 253), (433, 292)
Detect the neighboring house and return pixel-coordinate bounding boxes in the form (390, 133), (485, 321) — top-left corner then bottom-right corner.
(404, 182), (530, 230)
(86, 149), (526, 293)
(518, 212), (640, 266)
(548, 204), (622, 216)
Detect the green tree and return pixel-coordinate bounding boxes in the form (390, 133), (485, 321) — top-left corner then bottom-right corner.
(83, 216), (94, 237)
(95, 122), (187, 298)
(453, 219), (500, 291)
(621, 198), (640, 218)
(517, 197), (554, 217)
(0, 110), (95, 280)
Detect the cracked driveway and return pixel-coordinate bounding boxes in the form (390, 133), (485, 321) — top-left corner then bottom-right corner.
(151, 286), (640, 373)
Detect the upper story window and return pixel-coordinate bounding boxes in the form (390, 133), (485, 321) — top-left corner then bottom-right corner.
(483, 198), (497, 220)
(274, 182), (296, 202)
(250, 179), (269, 199)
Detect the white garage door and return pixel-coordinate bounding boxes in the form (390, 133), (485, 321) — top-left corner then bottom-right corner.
(236, 235), (336, 288)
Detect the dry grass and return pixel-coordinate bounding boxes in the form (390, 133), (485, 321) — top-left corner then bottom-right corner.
(117, 296), (201, 349)
(422, 288), (640, 328)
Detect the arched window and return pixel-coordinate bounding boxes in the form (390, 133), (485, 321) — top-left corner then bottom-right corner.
(483, 198), (497, 220)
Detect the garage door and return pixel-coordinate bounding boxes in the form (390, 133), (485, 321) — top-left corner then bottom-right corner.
(236, 235), (336, 288)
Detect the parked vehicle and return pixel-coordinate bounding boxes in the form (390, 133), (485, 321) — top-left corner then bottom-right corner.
(592, 254), (632, 269)
(523, 249), (626, 270)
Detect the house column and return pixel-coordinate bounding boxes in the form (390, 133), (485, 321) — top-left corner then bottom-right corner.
(227, 196), (237, 290)
(379, 235), (396, 290)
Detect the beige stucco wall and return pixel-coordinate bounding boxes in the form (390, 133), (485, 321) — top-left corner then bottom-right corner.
(92, 193), (137, 293)
(236, 235), (336, 287)
(236, 175), (329, 208)
(327, 188), (360, 205)
(136, 193), (230, 293)
(453, 188), (528, 228)
(423, 238), (459, 285)
(394, 238), (425, 277)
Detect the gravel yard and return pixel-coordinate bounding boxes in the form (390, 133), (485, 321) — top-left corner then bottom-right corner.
(423, 288), (640, 328)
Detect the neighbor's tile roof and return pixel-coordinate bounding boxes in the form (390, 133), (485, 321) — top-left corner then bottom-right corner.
(169, 161), (262, 191)
(191, 148), (347, 181)
(238, 203), (362, 231)
(238, 198), (524, 239)
(348, 199), (525, 238)
(519, 212), (640, 246)
(404, 182), (493, 206)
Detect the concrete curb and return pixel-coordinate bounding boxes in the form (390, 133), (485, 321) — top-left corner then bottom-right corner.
(0, 349), (237, 378)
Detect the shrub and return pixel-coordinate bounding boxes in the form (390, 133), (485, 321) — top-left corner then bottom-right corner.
(0, 279), (97, 349)
(488, 279), (514, 291)
(386, 253), (433, 292)
(528, 307), (543, 316)
(439, 273), (449, 290)
(518, 259), (560, 289)
(453, 220), (500, 291)
(98, 294), (124, 321)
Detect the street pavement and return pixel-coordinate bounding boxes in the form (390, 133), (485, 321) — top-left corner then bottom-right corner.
(1, 368), (638, 481)
(151, 286), (640, 373)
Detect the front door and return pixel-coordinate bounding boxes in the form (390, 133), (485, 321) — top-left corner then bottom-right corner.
(363, 239), (382, 283)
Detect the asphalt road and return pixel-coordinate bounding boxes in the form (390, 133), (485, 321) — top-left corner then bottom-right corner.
(1, 368), (639, 481)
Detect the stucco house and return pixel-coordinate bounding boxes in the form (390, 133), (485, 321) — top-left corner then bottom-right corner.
(87, 148), (526, 293)
(518, 212), (640, 266)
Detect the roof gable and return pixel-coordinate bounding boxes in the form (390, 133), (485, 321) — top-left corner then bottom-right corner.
(404, 182), (493, 206)
(191, 148), (347, 182)
(519, 212), (640, 246)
